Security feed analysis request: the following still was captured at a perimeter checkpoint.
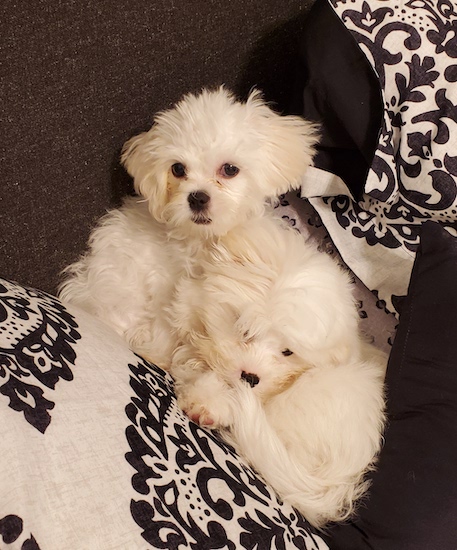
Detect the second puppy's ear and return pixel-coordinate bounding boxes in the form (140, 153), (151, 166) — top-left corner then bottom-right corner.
(247, 90), (320, 197)
(121, 130), (169, 222)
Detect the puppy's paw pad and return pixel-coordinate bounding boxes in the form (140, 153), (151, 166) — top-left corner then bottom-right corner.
(187, 408), (215, 427)
(180, 400), (228, 429)
(176, 376), (234, 429)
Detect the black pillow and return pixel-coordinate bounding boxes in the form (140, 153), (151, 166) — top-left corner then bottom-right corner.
(288, 0), (383, 201)
(324, 221), (457, 550)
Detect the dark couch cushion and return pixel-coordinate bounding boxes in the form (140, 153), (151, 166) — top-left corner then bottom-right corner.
(324, 221), (457, 549)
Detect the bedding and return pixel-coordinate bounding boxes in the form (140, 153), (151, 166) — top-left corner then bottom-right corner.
(3, 0), (457, 546)
(294, 1), (457, 546)
(0, 277), (329, 549)
(0, 193), (397, 549)
(298, 0), (457, 315)
(324, 221), (457, 550)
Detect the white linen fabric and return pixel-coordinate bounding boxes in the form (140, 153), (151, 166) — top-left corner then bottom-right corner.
(0, 278), (328, 550)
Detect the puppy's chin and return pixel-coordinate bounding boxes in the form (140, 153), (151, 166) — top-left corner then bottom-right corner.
(166, 210), (233, 238)
(192, 215), (212, 226)
(162, 197), (260, 238)
(167, 215), (224, 240)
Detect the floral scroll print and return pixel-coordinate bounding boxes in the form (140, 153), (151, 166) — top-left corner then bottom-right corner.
(0, 279), (80, 433)
(327, 0), (457, 252)
(125, 360), (328, 549)
(0, 515), (41, 549)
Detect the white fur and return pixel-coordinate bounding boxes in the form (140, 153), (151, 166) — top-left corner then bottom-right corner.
(58, 87), (318, 368)
(170, 215), (386, 528)
(58, 86), (384, 526)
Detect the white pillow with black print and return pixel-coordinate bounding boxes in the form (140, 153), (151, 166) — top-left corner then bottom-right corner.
(300, 0), (457, 315)
(0, 278), (328, 550)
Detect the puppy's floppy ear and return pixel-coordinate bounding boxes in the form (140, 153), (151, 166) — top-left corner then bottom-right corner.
(121, 130), (169, 222)
(246, 90), (320, 197)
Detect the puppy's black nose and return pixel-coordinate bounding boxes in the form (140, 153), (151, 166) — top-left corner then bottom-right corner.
(241, 371), (260, 388)
(188, 191), (210, 212)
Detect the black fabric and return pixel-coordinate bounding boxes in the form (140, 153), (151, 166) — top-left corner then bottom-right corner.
(0, 0), (314, 294)
(324, 221), (457, 550)
(289, 0), (383, 200)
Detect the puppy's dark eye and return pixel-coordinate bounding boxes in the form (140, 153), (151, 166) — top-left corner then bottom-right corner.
(171, 162), (186, 178)
(220, 163), (239, 178)
(282, 349), (293, 357)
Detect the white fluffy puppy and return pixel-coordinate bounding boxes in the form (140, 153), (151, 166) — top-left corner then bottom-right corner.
(170, 216), (386, 528)
(58, 88), (318, 367)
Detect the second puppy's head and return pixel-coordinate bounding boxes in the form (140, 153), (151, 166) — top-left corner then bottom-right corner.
(122, 87), (318, 237)
(172, 226), (360, 403)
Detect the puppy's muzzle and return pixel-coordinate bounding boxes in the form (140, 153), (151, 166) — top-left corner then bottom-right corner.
(188, 191), (210, 213)
(241, 371), (260, 388)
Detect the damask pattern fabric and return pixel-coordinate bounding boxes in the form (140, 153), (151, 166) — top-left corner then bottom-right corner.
(279, 191), (398, 353)
(0, 282), (81, 434)
(300, 0), (457, 313)
(0, 278), (328, 550)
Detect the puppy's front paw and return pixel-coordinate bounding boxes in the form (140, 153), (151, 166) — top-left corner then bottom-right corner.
(175, 372), (234, 429)
(179, 394), (233, 430)
(184, 404), (217, 428)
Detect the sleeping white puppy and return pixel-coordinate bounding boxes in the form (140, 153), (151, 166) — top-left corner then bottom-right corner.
(170, 215), (386, 528)
(58, 88), (318, 368)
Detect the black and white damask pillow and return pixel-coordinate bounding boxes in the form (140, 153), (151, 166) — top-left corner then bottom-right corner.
(300, 0), (457, 314)
(0, 278), (328, 550)
(0, 280), (81, 434)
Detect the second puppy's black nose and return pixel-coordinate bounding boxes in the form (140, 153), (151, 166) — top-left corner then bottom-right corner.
(241, 371), (260, 388)
(188, 191), (210, 212)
